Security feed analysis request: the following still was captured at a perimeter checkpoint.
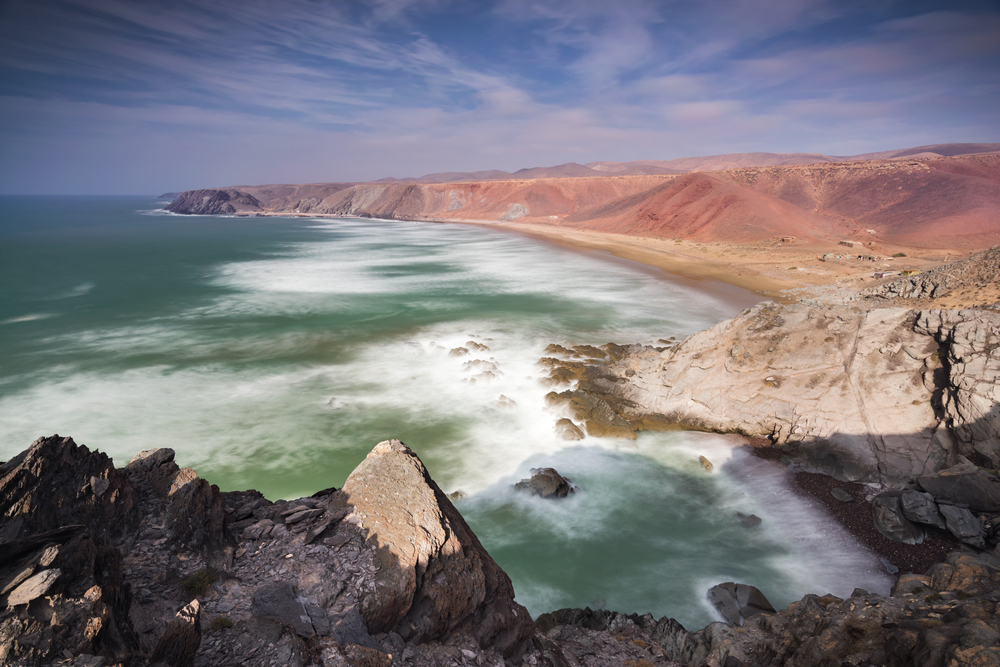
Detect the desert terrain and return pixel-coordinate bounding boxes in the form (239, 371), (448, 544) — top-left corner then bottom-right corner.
(166, 145), (1000, 307)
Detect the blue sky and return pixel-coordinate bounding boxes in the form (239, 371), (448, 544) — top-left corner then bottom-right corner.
(1, 0), (998, 194)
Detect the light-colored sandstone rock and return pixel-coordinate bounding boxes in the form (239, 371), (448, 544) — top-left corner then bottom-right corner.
(547, 303), (1000, 484)
(341, 439), (533, 659)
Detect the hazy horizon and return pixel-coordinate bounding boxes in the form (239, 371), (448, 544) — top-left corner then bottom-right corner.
(2, 0), (998, 195)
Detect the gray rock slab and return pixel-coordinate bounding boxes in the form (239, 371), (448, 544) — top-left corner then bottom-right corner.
(939, 504), (985, 548)
(917, 472), (1000, 512)
(900, 490), (947, 529)
(872, 492), (925, 544)
(252, 582), (314, 638)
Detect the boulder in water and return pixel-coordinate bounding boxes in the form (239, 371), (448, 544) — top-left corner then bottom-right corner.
(707, 582), (775, 626)
(514, 468), (576, 499)
(554, 418), (585, 441)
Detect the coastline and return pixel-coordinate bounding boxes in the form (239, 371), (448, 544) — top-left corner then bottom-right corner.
(474, 221), (801, 302)
(252, 211), (812, 302)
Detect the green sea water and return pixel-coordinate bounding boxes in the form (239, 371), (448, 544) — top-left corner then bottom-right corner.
(0, 196), (889, 628)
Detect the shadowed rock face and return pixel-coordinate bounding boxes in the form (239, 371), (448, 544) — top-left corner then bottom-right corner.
(342, 439), (534, 659)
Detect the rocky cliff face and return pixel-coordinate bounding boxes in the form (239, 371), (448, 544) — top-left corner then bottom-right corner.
(542, 304), (1000, 485)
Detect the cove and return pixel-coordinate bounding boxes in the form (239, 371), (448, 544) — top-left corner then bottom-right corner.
(0, 196), (888, 630)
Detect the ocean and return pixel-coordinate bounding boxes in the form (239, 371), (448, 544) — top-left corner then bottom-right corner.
(0, 195), (889, 628)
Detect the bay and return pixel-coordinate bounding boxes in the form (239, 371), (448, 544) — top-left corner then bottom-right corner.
(0, 195), (889, 628)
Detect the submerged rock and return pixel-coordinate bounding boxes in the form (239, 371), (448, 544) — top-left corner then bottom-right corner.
(554, 418), (585, 440)
(513, 467), (576, 499)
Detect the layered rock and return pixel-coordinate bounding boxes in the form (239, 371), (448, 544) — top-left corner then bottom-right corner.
(541, 303), (1000, 485)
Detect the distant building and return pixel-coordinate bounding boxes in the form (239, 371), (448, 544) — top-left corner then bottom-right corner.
(780, 236), (796, 242)
(901, 269), (922, 277)
(839, 240), (858, 247)
(866, 229), (877, 234)
(874, 271), (899, 278)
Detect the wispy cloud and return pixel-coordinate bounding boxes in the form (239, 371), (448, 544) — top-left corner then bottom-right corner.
(0, 0), (997, 193)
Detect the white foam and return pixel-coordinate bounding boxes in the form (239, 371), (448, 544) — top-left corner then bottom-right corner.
(1, 313), (56, 325)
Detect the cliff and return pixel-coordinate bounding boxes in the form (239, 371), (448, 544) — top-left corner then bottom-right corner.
(163, 152), (1000, 250)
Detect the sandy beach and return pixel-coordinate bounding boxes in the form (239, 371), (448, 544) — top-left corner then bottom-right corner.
(272, 211), (976, 305)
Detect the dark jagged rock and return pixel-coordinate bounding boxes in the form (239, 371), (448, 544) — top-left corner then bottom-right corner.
(900, 489), (948, 530)
(514, 467), (576, 499)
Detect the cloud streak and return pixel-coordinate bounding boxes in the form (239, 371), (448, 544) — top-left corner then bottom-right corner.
(0, 0), (997, 193)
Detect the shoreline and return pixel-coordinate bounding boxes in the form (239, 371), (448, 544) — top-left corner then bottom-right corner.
(251, 210), (977, 306)
(251, 211), (813, 302)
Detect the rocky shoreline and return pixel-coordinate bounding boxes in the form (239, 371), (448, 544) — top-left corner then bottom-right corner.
(5, 427), (1000, 667)
(3, 274), (1000, 665)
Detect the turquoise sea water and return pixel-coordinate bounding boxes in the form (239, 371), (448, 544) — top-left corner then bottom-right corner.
(0, 196), (889, 628)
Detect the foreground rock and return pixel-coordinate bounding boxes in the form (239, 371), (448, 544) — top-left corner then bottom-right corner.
(538, 550), (1000, 666)
(0, 436), (535, 667)
(342, 440), (534, 656)
(541, 304), (1000, 485)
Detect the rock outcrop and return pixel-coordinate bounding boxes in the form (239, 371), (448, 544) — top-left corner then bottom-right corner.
(541, 303), (1000, 485)
(0, 436), (537, 667)
(341, 439), (534, 658)
(165, 189), (262, 215)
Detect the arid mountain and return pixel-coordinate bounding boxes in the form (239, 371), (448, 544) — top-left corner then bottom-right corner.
(396, 143), (1000, 183)
(166, 146), (1000, 250)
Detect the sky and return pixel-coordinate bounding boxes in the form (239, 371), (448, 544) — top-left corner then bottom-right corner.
(1, 0), (998, 194)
